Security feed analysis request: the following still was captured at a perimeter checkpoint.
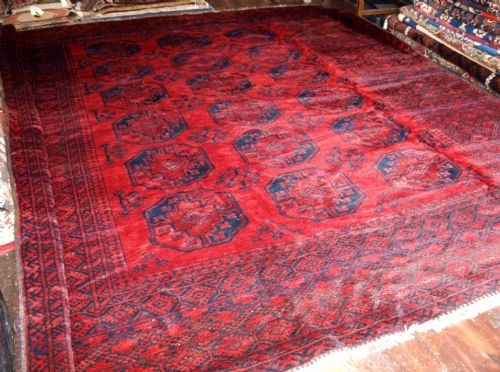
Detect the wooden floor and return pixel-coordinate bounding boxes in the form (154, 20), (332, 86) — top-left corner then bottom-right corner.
(327, 309), (500, 371)
(0, 1), (499, 371)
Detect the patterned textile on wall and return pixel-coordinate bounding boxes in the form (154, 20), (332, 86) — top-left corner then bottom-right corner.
(1, 7), (499, 371)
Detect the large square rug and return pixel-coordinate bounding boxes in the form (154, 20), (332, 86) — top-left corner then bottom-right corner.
(1, 7), (499, 370)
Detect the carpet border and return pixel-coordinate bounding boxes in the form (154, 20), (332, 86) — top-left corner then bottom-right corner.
(0, 27), (76, 371)
(293, 291), (500, 371)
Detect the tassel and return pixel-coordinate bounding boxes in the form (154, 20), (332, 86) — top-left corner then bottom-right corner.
(30, 5), (44, 17)
(485, 72), (495, 90)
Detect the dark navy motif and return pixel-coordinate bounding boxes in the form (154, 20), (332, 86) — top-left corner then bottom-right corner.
(325, 148), (343, 169)
(287, 112), (324, 129)
(376, 149), (461, 191)
(346, 149), (365, 170)
(144, 188), (248, 251)
(157, 33), (212, 51)
(189, 127), (229, 144)
(93, 60), (154, 81)
(269, 64), (330, 85)
(126, 144), (214, 189)
(233, 129), (318, 167)
(246, 44), (302, 63)
(113, 110), (187, 144)
(115, 190), (146, 215)
(171, 53), (231, 71)
(298, 88), (363, 112)
(331, 113), (408, 148)
(187, 73), (253, 95)
(86, 41), (140, 58)
(103, 144), (128, 164)
(208, 99), (281, 126)
(267, 168), (364, 221)
(101, 82), (167, 108)
(215, 167), (261, 191)
(224, 28), (276, 42)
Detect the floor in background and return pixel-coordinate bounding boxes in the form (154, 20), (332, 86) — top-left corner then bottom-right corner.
(0, 1), (498, 371)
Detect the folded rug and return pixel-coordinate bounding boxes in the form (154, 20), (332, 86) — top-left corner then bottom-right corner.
(386, 14), (500, 94)
(1, 7), (499, 371)
(88, 0), (210, 13)
(93, 1), (211, 17)
(0, 0), (35, 14)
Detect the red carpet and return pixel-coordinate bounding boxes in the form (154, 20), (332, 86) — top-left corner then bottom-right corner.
(1, 7), (499, 371)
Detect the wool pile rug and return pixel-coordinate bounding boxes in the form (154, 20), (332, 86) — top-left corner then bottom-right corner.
(1, 6), (499, 371)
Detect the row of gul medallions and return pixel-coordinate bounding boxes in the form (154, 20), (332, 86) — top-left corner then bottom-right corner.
(84, 38), (461, 253)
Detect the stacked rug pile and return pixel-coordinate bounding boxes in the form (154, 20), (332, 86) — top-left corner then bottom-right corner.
(385, 0), (499, 94)
(0, 0), (34, 15)
(0, 0), (211, 27)
(83, 0), (210, 16)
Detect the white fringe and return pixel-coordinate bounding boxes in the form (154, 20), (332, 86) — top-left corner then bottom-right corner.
(485, 72), (495, 90)
(383, 16), (389, 30)
(292, 291), (500, 371)
(60, 0), (72, 9)
(29, 5), (44, 17)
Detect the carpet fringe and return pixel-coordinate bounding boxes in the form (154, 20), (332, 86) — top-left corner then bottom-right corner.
(292, 291), (500, 371)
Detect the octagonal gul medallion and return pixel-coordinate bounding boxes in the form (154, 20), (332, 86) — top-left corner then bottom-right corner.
(93, 60), (154, 81)
(171, 52), (231, 71)
(157, 32), (212, 51)
(224, 27), (276, 42)
(187, 73), (253, 96)
(376, 149), (460, 191)
(86, 41), (140, 58)
(208, 99), (281, 126)
(331, 112), (408, 148)
(266, 168), (364, 221)
(101, 82), (167, 108)
(268, 64), (330, 86)
(233, 129), (318, 167)
(246, 44), (302, 63)
(126, 144), (214, 189)
(144, 188), (248, 251)
(298, 87), (363, 113)
(113, 110), (187, 144)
